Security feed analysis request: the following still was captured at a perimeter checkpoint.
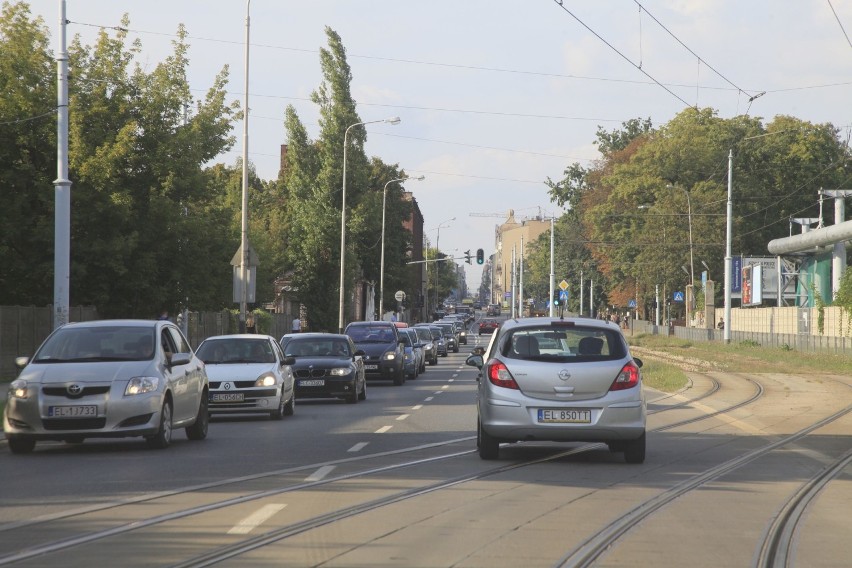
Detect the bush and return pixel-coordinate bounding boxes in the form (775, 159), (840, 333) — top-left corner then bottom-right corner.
(740, 339), (760, 347)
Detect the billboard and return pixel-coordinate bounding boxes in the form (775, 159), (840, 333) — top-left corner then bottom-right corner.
(741, 264), (763, 306)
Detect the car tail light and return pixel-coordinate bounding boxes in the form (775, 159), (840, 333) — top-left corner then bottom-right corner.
(610, 361), (640, 391)
(486, 360), (519, 390)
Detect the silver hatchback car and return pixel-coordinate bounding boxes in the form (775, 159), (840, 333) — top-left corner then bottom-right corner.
(3, 320), (209, 454)
(466, 317), (646, 463)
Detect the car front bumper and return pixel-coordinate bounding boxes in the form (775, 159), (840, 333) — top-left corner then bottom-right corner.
(208, 386), (280, 413)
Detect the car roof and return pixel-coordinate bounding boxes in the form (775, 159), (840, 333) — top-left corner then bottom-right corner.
(62, 319), (162, 328)
(287, 332), (350, 340)
(498, 316), (618, 332)
(201, 334), (276, 341)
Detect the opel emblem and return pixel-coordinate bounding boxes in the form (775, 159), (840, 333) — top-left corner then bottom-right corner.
(67, 383), (83, 395)
(223, 382), (231, 390)
(558, 370), (571, 381)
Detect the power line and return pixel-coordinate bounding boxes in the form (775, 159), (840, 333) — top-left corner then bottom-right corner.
(632, 1), (756, 99)
(550, 0), (692, 108)
(826, 0), (852, 51)
(0, 107), (57, 126)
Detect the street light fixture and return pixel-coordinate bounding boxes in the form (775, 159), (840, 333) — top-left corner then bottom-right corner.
(431, 217), (455, 315)
(338, 116), (401, 333)
(379, 174), (425, 320)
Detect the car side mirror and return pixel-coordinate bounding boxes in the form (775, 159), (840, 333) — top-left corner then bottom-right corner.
(282, 356), (296, 365)
(354, 349), (365, 358)
(466, 354), (483, 369)
(15, 356), (30, 369)
(633, 357), (643, 368)
(170, 352), (192, 367)
(471, 346), (485, 356)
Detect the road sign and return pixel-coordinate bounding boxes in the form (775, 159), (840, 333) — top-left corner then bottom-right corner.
(628, 299), (636, 308)
(394, 290), (406, 302)
(558, 280), (569, 291)
(559, 290), (569, 302)
(673, 291), (685, 302)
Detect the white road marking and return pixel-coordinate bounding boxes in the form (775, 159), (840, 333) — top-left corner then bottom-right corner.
(397, 414), (410, 421)
(375, 425), (393, 433)
(441, 385), (449, 390)
(227, 504), (287, 534)
(411, 404), (423, 410)
(452, 374), (458, 378)
(425, 397), (434, 401)
(434, 391), (444, 395)
(305, 465), (335, 482)
(348, 442), (368, 452)
(449, 379), (455, 382)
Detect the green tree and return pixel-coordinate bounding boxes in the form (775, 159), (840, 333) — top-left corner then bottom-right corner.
(0, 2), (57, 304)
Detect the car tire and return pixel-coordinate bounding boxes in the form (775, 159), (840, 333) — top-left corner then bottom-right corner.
(186, 396), (209, 440)
(358, 379), (367, 401)
(270, 390), (286, 420)
(346, 382), (359, 404)
(283, 392), (295, 416)
(393, 366), (405, 386)
(8, 437), (36, 455)
(146, 400), (173, 449)
(624, 432), (646, 464)
(477, 418), (499, 460)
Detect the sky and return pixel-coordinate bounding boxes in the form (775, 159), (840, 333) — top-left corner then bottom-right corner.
(26, 1), (852, 292)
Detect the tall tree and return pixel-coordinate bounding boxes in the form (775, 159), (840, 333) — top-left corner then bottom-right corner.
(0, 2), (56, 304)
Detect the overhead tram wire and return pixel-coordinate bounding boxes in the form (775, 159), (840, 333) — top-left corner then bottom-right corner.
(631, 0), (758, 100)
(827, 0), (852, 51)
(550, 0), (692, 109)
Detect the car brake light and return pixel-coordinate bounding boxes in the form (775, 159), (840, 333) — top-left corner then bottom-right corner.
(609, 361), (640, 391)
(487, 360), (519, 390)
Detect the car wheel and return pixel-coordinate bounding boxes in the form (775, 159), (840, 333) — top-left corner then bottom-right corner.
(393, 365), (405, 386)
(8, 437), (36, 455)
(346, 380), (359, 404)
(477, 418), (499, 460)
(283, 392), (295, 416)
(185, 396), (209, 440)
(624, 432), (646, 464)
(270, 390), (286, 420)
(146, 399), (173, 449)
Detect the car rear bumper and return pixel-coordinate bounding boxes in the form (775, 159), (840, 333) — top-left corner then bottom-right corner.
(479, 397), (646, 443)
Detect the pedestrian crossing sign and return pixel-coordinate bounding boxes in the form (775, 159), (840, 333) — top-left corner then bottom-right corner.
(673, 291), (685, 302)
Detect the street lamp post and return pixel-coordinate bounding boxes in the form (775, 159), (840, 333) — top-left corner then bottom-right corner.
(338, 116), (400, 333)
(431, 218), (455, 315)
(239, 0), (251, 333)
(379, 174), (424, 320)
(669, 184), (694, 325)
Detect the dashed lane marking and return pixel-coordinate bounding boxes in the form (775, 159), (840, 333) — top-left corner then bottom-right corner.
(348, 442), (368, 452)
(375, 425), (393, 433)
(227, 504), (287, 535)
(396, 414), (410, 421)
(411, 405), (423, 410)
(305, 465), (336, 482)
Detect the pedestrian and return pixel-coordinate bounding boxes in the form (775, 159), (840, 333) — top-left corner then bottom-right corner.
(157, 310), (169, 321)
(291, 316), (301, 333)
(717, 317), (724, 330)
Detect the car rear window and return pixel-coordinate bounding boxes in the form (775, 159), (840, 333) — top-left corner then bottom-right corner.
(498, 325), (626, 362)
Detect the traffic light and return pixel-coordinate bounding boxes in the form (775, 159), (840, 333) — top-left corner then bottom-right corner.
(465, 250), (472, 265)
(552, 290), (562, 307)
(476, 248), (484, 264)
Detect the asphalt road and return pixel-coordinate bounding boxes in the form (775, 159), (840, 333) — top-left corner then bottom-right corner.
(2, 318), (852, 567)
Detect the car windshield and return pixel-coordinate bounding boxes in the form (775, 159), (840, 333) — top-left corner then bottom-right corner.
(196, 338), (276, 364)
(499, 325), (625, 362)
(33, 326), (156, 362)
(284, 338), (350, 358)
(346, 326), (396, 343)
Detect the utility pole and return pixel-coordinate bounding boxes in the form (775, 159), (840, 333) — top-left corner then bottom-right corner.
(53, 0), (71, 329)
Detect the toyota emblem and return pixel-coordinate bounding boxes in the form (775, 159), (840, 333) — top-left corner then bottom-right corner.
(67, 383), (83, 395)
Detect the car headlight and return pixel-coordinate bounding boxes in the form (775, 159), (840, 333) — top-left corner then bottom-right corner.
(254, 374), (277, 387)
(383, 351), (396, 361)
(125, 376), (160, 396)
(9, 379), (30, 399)
(330, 367), (351, 376)
(424, 344), (433, 351)
(460, 331), (466, 336)
(404, 353), (413, 361)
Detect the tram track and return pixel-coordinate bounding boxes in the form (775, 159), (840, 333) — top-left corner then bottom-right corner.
(0, 371), (775, 567)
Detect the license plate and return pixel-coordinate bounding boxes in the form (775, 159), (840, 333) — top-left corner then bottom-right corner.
(537, 409), (591, 424)
(364, 364), (378, 370)
(210, 393), (244, 402)
(299, 379), (325, 387)
(48, 405), (97, 418)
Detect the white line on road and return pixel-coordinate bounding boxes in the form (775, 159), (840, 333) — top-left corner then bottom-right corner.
(411, 404), (423, 410)
(425, 397), (434, 402)
(305, 465), (336, 482)
(452, 374), (458, 378)
(397, 414), (410, 421)
(449, 379), (455, 382)
(227, 504), (287, 534)
(375, 425), (393, 433)
(348, 442), (368, 452)
(434, 391), (444, 395)
(441, 385), (449, 390)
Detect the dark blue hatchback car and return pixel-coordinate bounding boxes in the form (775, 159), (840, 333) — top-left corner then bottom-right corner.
(344, 321), (405, 386)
